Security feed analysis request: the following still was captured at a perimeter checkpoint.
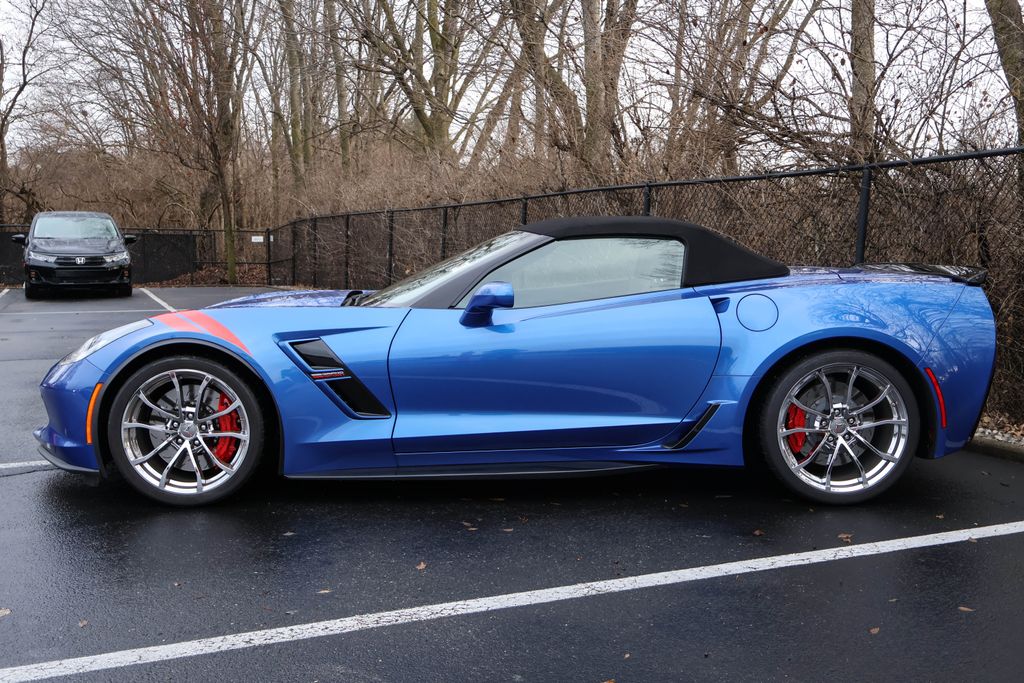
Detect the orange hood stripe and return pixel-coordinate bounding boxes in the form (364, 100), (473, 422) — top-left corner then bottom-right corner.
(178, 310), (251, 354)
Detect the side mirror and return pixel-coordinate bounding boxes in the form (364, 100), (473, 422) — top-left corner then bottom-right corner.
(460, 281), (514, 327)
(124, 234), (138, 245)
(10, 234), (25, 244)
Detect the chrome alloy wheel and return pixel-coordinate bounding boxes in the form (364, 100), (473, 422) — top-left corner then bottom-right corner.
(120, 369), (250, 495)
(776, 362), (910, 494)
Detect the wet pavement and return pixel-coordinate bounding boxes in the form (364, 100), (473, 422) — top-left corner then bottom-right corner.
(1, 286), (1022, 681)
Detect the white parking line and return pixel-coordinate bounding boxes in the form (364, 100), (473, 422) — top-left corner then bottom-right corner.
(0, 288), (8, 299)
(0, 460), (51, 471)
(2, 519), (1022, 682)
(0, 310), (163, 316)
(138, 288), (176, 312)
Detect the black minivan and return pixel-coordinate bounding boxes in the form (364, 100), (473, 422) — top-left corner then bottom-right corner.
(11, 211), (137, 299)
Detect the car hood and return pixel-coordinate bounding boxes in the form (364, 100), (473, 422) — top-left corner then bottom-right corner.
(207, 289), (362, 308)
(30, 237), (124, 255)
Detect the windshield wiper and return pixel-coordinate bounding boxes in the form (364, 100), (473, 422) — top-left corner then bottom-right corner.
(340, 290), (366, 307)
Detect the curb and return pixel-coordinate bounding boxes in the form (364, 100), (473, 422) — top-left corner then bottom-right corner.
(968, 436), (1024, 463)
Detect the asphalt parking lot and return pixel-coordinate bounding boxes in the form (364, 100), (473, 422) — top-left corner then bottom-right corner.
(1, 285), (1024, 681)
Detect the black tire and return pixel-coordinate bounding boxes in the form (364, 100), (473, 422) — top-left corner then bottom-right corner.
(758, 349), (919, 505)
(117, 284), (133, 297)
(24, 283), (41, 299)
(106, 355), (265, 506)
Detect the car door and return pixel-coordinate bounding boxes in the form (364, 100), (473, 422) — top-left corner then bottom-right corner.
(387, 236), (722, 465)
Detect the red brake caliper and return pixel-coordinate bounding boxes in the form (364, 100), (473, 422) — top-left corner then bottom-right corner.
(785, 404), (807, 455)
(212, 393), (240, 463)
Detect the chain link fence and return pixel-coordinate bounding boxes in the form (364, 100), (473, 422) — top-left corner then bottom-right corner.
(269, 148), (1024, 425)
(1, 150), (1022, 425)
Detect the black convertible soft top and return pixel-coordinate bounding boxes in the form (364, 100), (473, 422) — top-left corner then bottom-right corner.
(520, 216), (789, 287)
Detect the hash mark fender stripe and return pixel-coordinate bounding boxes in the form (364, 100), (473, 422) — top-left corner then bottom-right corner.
(153, 311), (251, 354)
(178, 310), (251, 354)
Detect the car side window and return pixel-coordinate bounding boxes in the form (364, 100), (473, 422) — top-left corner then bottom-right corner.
(458, 237), (685, 309)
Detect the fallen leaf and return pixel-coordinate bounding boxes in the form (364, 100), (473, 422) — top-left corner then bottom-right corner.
(753, 529), (765, 536)
(466, 527), (478, 531)
(967, 537), (978, 543)
(282, 531), (296, 537)
(0, 608), (10, 619)
(79, 619), (89, 628)
(285, 610), (298, 615)
(679, 503), (689, 508)
(888, 598), (899, 603)
(868, 627), (880, 635)
(623, 653), (631, 659)
(316, 589), (332, 595)
(935, 514), (945, 520)
(958, 606), (975, 612)
(416, 561), (427, 571)
(502, 528), (514, 532)
(461, 521), (473, 527)
(173, 581), (182, 588)
(838, 532), (854, 544)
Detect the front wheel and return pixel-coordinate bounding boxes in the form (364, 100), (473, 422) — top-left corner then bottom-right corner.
(758, 349), (919, 504)
(106, 355), (264, 506)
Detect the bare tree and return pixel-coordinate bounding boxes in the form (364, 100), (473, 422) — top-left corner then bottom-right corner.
(0, 0), (52, 222)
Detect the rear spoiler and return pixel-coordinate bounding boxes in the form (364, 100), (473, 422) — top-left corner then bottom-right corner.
(859, 263), (987, 285)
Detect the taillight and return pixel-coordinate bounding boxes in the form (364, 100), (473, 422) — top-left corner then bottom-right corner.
(924, 368), (947, 429)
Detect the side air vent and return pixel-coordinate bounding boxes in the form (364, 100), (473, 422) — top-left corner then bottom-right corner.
(662, 403), (720, 450)
(325, 379), (390, 417)
(288, 338), (391, 418)
(290, 339), (342, 370)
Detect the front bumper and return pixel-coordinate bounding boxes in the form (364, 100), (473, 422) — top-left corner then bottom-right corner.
(26, 263), (131, 286)
(34, 359), (105, 474)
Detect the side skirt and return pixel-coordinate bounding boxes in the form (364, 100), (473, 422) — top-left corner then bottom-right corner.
(285, 461), (660, 481)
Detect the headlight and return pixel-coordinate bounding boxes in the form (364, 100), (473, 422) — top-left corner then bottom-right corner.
(27, 251), (57, 263)
(104, 251), (129, 263)
(60, 320), (152, 365)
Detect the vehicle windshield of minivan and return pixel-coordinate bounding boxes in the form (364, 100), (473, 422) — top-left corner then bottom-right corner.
(33, 216), (119, 240)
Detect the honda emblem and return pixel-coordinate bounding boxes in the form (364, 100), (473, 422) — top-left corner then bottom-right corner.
(75, 257), (85, 265)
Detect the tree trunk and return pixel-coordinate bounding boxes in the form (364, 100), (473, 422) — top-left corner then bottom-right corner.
(580, 0), (610, 177)
(324, 0), (351, 170)
(849, 0), (876, 162)
(985, 0), (1024, 196)
(278, 0), (306, 190)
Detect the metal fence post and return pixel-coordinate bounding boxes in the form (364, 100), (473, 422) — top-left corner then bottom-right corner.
(386, 210), (395, 284)
(265, 228), (272, 285)
(344, 215), (351, 289)
(642, 183), (652, 215)
(440, 207), (449, 259)
(311, 216), (319, 288)
(520, 197), (529, 224)
(190, 232), (195, 285)
(290, 222), (297, 286)
(855, 166), (872, 264)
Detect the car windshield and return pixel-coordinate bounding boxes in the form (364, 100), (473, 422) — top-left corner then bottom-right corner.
(33, 215), (119, 240)
(358, 231), (534, 307)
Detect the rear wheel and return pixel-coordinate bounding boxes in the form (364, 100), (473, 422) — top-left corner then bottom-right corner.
(106, 355), (264, 506)
(758, 349), (919, 504)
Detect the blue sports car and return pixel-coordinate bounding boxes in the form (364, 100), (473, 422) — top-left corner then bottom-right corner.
(35, 216), (996, 506)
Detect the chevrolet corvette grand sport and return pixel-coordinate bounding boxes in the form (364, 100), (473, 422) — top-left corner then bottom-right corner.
(35, 216), (996, 506)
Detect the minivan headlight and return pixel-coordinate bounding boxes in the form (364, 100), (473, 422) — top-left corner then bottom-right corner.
(60, 320), (152, 365)
(27, 251), (57, 263)
(104, 251), (129, 263)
